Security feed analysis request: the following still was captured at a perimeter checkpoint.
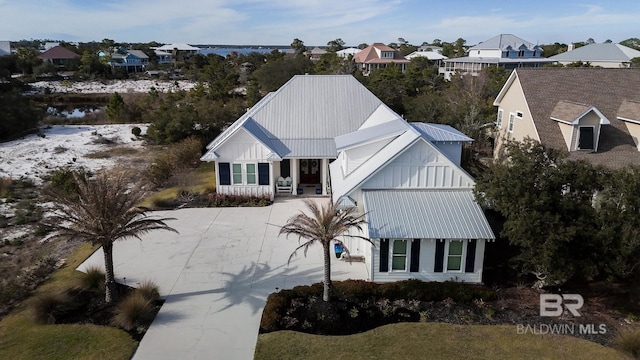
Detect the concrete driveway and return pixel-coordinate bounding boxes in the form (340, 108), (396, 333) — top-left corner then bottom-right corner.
(78, 197), (369, 359)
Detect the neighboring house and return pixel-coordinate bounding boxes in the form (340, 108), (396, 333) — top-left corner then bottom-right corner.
(38, 46), (80, 67)
(154, 50), (174, 64)
(154, 43), (199, 61)
(0, 41), (10, 56)
(353, 43), (410, 75)
(43, 42), (60, 51)
(200, 75), (386, 200)
(493, 68), (640, 168)
(336, 47), (361, 58)
(307, 47), (326, 61)
(405, 51), (448, 66)
(101, 48), (150, 73)
(418, 45), (443, 53)
(550, 43), (640, 68)
(440, 34), (553, 80)
(330, 111), (495, 283)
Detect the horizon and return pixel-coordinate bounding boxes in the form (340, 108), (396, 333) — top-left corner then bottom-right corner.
(1, 1), (640, 46)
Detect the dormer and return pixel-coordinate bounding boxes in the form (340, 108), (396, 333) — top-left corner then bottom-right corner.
(550, 100), (610, 152)
(617, 99), (640, 150)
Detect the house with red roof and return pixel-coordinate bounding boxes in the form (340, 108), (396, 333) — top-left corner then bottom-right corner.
(38, 45), (80, 67)
(353, 43), (410, 76)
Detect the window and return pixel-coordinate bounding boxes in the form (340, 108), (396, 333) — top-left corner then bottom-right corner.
(507, 113), (515, 132)
(246, 163), (256, 184)
(391, 240), (408, 271)
(516, 111), (523, 118)
(518, 50), (525, 57)
(578, 127), (595, 150)
(447, 241), (463, 271)
(381, 51), (394, 58)
(496, 109), (503, 128)
(232, 164), (242, 185)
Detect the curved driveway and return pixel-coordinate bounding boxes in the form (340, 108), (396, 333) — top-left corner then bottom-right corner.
(78, 197), (369, 359)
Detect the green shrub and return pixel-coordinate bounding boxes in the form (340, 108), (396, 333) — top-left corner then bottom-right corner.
(206, 193), (272, 207)
(131, 126), (142, 136)
(78, 266), (105, 292)
(112, 292), (154, 331)
(615, 328), (640, 359)
(136, 280), (161, 302)
(143, 137), (202, 187)
(46, 167), (86, 196)
(30, 291), (69, 324)
(260, 292), (287, 333)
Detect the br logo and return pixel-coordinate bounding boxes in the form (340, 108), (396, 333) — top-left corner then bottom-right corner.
(539, 294), (584, 317)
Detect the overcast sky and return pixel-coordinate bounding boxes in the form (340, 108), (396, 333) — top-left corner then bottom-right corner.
(1, 0), (639, 46)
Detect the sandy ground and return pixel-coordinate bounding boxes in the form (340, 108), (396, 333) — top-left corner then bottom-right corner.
(0, 124), (148, 183)
(26, 80), (197, 95)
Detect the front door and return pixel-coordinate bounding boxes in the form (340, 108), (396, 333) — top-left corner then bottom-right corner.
(299, 159), (321, 184)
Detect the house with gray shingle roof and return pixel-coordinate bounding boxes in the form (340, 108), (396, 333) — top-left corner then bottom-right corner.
(100, 48), (150, 73)
(440, 34), (554, 80)
(493, 68), (640, 168)
(550, 43), (640, 68)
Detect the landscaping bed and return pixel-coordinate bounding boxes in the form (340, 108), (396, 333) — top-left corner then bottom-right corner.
(260, 279), (633, 347)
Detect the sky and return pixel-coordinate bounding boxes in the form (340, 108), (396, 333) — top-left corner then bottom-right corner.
(1, 0), (639, 46)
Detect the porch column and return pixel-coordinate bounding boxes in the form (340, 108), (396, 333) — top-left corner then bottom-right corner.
(291, 159), (298, 196)
(321, 158), (329, 195)
(269, 162), (274, 201)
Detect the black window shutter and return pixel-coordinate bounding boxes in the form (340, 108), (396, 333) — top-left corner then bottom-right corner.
(379, 239), (389, 272)
(410, 239), (421, 272)
(465, 239), (477, 273)
(434, 240), (445, 273)
(219, 162), (231, 185)
(258, 163), (269, 185)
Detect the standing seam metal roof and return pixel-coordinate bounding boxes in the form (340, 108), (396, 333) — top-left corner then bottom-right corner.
(363, 190), (495, 240)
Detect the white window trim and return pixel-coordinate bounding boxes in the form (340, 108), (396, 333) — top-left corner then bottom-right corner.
(232, 162), (259, 186)
(496, 109), (503, 129)
(507, 113), (515, 133)
(444, 240), (467, 273)
(390, 239), (409, 272)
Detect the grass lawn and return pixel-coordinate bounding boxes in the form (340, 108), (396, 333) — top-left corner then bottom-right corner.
(255, 322), (626, 360)
(0, 243), (138, 360)
(139, 161), (216, 209)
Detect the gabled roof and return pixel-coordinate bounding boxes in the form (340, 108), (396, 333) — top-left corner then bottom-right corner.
(495, 68), (640, 168)
(618, 100), (640, 123)
(410, 123), (473, 143)
(127, 49), (149, 59)
(405, 51), (448, 60)
(363, 189), (495, 240)
(549, 100), (610, 125)
(335, 116), (407, 151)
(550, 43), (640, 63)
(38, 46), (80, 60)
(353, 43), (410, 64)
(202, 75), (384, 159)
(470, 34), (540, 51)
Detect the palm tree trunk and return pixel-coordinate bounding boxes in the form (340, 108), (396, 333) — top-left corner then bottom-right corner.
(323, 242), (332, 302)
(103, 242), (117, 304)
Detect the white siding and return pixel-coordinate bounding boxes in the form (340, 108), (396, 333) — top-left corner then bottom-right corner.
(344, 137), (395, 175)
(433, 142), (463, 166)
(370, 238), (484, 283)
(361, 140), (474, 190)
(215, 128), (273, 162)
(471, 49), (501, 58)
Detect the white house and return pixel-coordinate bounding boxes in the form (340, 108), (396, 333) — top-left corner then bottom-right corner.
(200, 75), (385, 199)
(330, 111), (495, 283)
(0, 41), (10, 56)
(201, 74), (495, 283)
(550, 43), (640, 68)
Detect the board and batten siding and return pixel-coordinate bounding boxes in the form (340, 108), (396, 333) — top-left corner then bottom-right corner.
(370, 238), (485, 283)
(214, 128), (273, 162)
(343, 137), (396, 175)
(361, 140), (474, 190)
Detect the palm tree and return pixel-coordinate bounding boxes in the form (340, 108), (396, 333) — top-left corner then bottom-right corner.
(47, 170), (178, 304)
(279, 199), (369, 302)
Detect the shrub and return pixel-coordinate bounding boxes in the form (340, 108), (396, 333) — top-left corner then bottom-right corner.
(47, 167), (86, 196)
(260, 292), (287, 332)
(131, 126), (142, 136)
(206, 193), (272, 207)
(112, 292), (154, 331)
(144, 137), (203, 187)
(615, 328), (640, 359)
(78, 266), (105, 292)
(136, 280), (161, 302)
(30, 291), (69, 324)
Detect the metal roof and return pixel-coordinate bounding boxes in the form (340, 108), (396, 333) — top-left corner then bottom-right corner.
(470, 34), (540, 51)
(335, 118), (407, 151)
(202, 75), (383, 159)
(551, 43), (640, 62)
(443, 57), (554, 64)
(410, 123), (473, 143)
(363, 189), (495, 240)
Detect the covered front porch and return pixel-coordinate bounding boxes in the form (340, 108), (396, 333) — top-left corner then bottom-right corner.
(273, 158), (332, 196)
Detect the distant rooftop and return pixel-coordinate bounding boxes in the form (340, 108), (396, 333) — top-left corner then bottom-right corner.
(550, 43), (640, 63)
